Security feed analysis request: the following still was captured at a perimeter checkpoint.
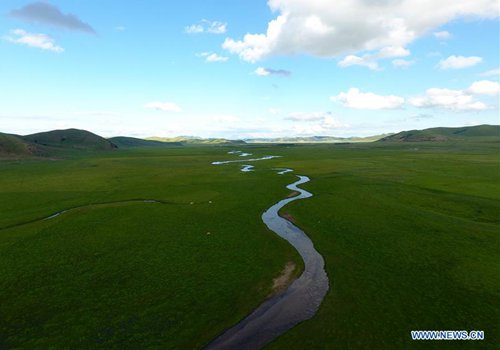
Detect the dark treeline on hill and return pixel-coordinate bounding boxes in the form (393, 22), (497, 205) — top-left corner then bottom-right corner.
(1, 124), (499, 159)
(379, 124), (500, 142)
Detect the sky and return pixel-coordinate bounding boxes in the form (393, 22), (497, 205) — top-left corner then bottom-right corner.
(0, 0), (499, 139)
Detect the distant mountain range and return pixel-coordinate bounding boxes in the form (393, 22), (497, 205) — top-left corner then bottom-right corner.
(146, 136), (246, 145)
(244, 134), (390, 143)
(1, 125), (498, 159)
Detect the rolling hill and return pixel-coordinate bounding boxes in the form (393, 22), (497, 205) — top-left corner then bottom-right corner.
(2, 124), (499, 159)
(109, 137), (183, 148)
(0, 129), (118, 158)
(379, 125), (500, 142)
(0, 133), (36, 157)
(24, 129), (117, 151)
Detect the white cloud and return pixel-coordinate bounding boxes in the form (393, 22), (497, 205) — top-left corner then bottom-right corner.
(322, 116), (346, 129)
(467, 80), (500, 95)
(185, 24), (204, 34)
(433, 31), (452, 39)
(255, 67), (291, 76)
(392, 59), (415, 68)
(206, 21), (227, 34)
(222, 0), (497, 62)
(290, 114), (348, 135)
(197, 52), (228, 62)
(196, 52), (229, 63)
(285, 111), (329, 121)
(206, 53), (228, 62)
(4, 29), (64, 53)
(409, 88), (487, 111)
(338, 46), (410, 70)
(144, 101), (182, 112)
(279, 111), (349, 135)
(185, 20), (227, 34)
(255, 67), (270, 76)
(480, 68), (500, 77)
(377, 46), (411, 59)
(331, 88), (405, 110)
(438, 55), (483, 69)
(338, 55), (379, 70)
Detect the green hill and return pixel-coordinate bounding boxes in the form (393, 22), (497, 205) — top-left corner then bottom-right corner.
(109, 137), (183, 148)
(1, 129), (118, 158)
(24, 129), (117, 151)
(0, 133), (35, 157)
(379, 125), (500, 142)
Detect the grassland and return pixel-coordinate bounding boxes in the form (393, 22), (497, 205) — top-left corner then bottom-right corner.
(0, 147), (302, 349)
(1, 140), (499, 349)
(267, 140), (500, 349)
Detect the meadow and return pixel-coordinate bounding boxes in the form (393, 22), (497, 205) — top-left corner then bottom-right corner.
(1, 140), (499, 349)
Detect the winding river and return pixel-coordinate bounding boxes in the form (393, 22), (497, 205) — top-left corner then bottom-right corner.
(207, 155), (329, 350)
(3, 152), (329, 350)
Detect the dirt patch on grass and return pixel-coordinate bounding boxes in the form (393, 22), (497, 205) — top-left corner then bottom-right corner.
(270, 262), (297, 295)
(287, 191), (299, 198)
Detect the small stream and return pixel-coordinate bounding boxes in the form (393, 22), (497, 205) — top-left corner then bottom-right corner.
(207, 155), (329, 349)
(241, 165), (254, 172)
(212, 155), (281, 165)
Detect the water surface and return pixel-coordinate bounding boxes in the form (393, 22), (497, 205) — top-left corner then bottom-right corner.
(207, 158), (329, 349)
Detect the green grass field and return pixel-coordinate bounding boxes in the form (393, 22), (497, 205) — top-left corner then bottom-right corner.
(1, 140), (499, 349)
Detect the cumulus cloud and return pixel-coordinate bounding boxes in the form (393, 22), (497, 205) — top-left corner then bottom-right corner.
(197, 52), (229, 62)
(255, 67), (291, 77)
(409, 88), (487, 111)
(438, 55), (483, 69)
(4, 29), (63, 52)
(433, 31), (452, 39)
(10, 2), (96, 34)
(467, 80), (500, 95)
(185, 20), (227, 34)
(331, 88), (405, 110)
(222, 0), (497, 62)
(144, 102), (182, 112)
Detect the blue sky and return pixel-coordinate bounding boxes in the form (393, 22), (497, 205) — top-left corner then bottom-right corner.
(0, 0), (499, 138)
